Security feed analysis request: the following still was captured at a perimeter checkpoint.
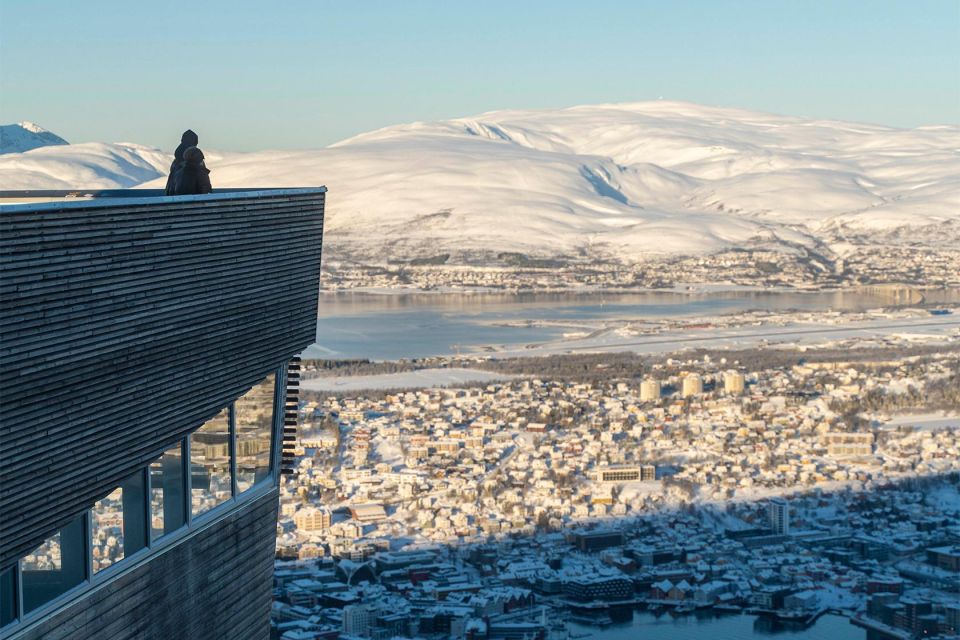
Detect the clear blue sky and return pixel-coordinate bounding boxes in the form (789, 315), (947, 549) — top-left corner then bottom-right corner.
(2, 0), (958, 151)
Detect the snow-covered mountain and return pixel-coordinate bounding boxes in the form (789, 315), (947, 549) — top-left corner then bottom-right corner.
(0, 141), (170, 189)
(0, 121), (169, 189)
(3, 102), (957, 263)
(0, 122), (69, 154)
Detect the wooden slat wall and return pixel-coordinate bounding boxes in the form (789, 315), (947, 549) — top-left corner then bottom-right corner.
(15, 488), (280, 640)
(0, 189), (325, 570)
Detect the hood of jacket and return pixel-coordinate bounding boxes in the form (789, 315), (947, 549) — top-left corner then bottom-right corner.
(173, 130), (199, 161)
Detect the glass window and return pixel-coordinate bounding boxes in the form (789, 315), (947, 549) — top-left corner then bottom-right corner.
(235, 374), (276, 492)
(121, 471), (147, 557)
(191, 408), (232, 517)
(91, 472), (148, 573)
(21, 515), (85, 614)
(150, 442), (185, 539)
(0, 566), (15, 627)
(91, 487), (123, 573)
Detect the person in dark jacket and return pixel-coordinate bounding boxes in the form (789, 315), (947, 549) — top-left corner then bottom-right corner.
(164, 129), (199, 195)
(171, 146), (212, 195)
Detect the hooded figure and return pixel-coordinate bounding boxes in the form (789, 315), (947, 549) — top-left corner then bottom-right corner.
(164, 129), (199, 195)
(171, 146), (212, 195)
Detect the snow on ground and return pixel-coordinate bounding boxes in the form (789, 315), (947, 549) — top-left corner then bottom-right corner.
(372, 437), (404, 467)
(299, 367), (516, 392)
(880, 412), (960, 431)
(4, 101), (958, 263)
(924, 483), (960, 514)
(476, 315), (960, 359)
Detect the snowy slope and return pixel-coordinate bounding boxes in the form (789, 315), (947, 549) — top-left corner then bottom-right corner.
(0, 122), (68, 154)
(6, 102), (959, 262)
(0, 142), (169, 189)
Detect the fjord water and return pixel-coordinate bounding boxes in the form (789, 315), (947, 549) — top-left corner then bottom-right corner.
(568, 612), (859, 640)
(305, 289), (957, 360)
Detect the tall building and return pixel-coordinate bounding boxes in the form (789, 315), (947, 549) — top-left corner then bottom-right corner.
(945, 603), (960, 635)
(640, 379), (661, 402)
(768, 498), (790, 535)
(343, 604), (377, 636)
(681, 374), (703, 397)
(0, 187), (325, 639)
(723, 370), (745, 394)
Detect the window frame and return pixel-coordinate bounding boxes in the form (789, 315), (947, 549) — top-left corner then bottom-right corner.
(189, 406), (233, 521)
(146, 446), (186, 547)
(270, 363), (287, 484)
(0, 361), (288, 636)
(18, 512), (90, 621)
(0, 565), (18, 631)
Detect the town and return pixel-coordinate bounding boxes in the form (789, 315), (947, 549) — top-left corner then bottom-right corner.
(320, 245), (960, 293)
(269, 335), (960, 639)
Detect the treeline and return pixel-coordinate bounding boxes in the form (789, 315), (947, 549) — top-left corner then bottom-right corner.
(687, 343), (960, 371)
(300, 343), (959, 389)
(301, 358), (440, 378)
(472, 343), (960, 381)
(832, 363), (960, 429)
(472, 352), (651, 381)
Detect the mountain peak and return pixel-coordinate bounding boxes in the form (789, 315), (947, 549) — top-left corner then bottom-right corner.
(0, 122), (69, 154)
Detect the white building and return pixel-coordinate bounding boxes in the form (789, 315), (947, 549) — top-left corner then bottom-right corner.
(593, 465), (656, 483)
(342, 603), (376, 636)
(723, 371), (745, 395)
(824, 432), (874, 457)
(682, 374), (703, 397)
(640, 379), (661, 402)
(294, 507), (331, 531)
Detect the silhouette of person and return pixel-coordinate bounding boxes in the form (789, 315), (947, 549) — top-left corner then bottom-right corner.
(165, 129), (199, 195)
(171, 146), (212, 195)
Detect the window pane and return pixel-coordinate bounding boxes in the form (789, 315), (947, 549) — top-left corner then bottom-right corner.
(0, 566), (15, 627)
(122, 472), (148, 557)
(150, 442), (185, 538)
(191, 408), (232, 517)
(235, 374), (276, 493)
(91, 487), (123, 573)
(21, 515), (85, 614)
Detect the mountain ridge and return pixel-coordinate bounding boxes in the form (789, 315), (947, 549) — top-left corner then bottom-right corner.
(1, 101), (957, 266)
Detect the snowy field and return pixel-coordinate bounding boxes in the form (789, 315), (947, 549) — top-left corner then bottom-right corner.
(300, 367), (516, 392)
(477, 315), (960, 359)
(879, 412), (960, 431)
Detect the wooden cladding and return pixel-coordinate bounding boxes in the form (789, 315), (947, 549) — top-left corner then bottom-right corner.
(0, 189), (325, 570)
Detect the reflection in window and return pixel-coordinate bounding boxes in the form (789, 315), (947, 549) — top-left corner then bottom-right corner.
(21, 515), (85, 614)
(91, 487), (123, 573)
(91, 472), (147, 573)
(0, 567), (15, 627)
(191, 408), (232, 517)
(150, 442), (185, 539)
(235, 374), (276, 492)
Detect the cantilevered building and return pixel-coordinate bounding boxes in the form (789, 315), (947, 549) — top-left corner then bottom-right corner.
(0, 188), (325, 639)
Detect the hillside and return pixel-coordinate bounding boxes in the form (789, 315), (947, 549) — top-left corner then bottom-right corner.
(2, 102), (957, 268)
